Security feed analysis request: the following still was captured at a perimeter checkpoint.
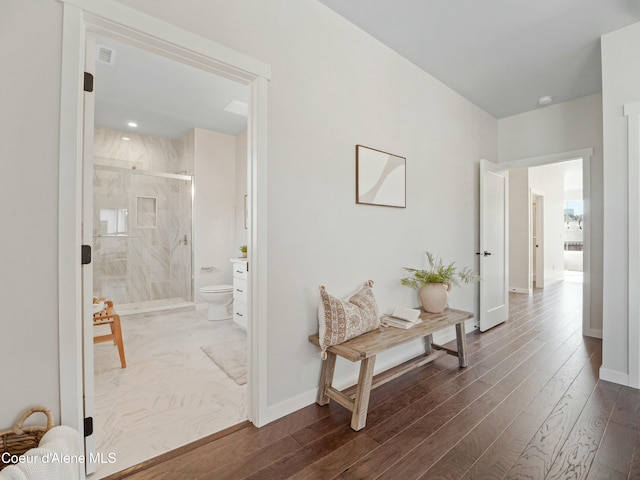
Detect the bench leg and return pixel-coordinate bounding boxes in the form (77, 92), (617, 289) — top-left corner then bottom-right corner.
(424, 334), (433, 355)
(317, 352), (337, 405)
(455, 322), (468, 368)
(351, 355), (376, 431)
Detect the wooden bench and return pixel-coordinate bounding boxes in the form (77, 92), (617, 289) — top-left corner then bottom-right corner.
(309, 308), (473, 431)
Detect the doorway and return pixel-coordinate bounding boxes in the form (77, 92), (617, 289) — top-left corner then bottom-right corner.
(524, 160), (584, 292)
(501, 149), (593, 337)
(87, 34), (251, 477)
(59, 3), (270, 478)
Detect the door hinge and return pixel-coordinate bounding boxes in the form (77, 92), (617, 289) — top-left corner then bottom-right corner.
(84, 417), (94, 437)
(81, 245), (92, 265)
(84, 72), (94, 93)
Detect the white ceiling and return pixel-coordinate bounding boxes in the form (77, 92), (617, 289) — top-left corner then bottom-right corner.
(317, 0), (640, 118)
(95, 3), (640, 136)
(94, 35), (248, 140)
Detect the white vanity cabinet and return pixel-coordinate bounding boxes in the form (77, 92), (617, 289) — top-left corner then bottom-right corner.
(231, 259), (248, 329)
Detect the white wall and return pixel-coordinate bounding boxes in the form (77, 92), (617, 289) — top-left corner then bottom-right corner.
(0, 0), (63, 427)
(498, 93), (603, 334)
(529, 163), (566, 286)
(601, 22), (640, 383)
(91, 0), (498, 413)
(509, 169), (530, 292)
(193, 128), (237, 297)
(2, 0), (497, 427)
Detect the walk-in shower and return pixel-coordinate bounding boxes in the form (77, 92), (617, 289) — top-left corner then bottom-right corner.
(93, 163), (194, 312)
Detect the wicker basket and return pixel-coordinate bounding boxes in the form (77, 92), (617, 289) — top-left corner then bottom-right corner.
(0, 406), (54, 470)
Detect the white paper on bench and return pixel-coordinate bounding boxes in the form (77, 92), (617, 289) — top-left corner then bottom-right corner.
(390, 306), (421, 323)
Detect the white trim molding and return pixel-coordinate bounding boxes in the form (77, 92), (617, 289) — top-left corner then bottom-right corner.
(624, 102), (640, 117)
(625, 101), (640, 388)
(584, 328), (603, 340)
(58, 1), (86, 443)
(248, 75), (270, 426)
(501, 148), (593, 170)
(509, 287), (532, 295)
(599, 367), (629, 386)
(58, 0), (271, 460)
(60, 0), (270, 81)
(543, 278), (564, 288)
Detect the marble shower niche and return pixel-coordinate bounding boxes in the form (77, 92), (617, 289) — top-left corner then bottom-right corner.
(93, 127), (194, 307)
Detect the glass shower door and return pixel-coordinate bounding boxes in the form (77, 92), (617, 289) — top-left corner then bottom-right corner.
(93, 165), (193, 307)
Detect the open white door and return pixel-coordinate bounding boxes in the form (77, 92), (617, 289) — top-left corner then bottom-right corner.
(82, 34), (97, 475)
(479, 159), (509, 331)
(531, 192), (545, 289)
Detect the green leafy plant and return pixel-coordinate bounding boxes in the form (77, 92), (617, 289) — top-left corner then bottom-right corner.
(401, 252), (480, 289)
(239, 244), (248, 253)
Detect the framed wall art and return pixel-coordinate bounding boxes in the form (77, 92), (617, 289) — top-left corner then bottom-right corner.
(356, 145), (406, 208)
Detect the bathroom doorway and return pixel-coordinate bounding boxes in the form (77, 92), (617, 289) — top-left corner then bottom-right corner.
(87, 33), (251, 478)
(59, 6), (270, 478)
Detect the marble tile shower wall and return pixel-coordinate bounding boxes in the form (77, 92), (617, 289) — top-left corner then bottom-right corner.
(93, 126), (194, 305)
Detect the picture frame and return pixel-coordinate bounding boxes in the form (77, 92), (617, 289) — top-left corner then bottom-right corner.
(356, 145), (406, 208)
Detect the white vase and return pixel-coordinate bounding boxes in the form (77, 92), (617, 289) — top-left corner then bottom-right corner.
(419, 283), (452, 313)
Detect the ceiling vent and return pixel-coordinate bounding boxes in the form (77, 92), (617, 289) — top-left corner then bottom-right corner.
(97, 45), (116, 65)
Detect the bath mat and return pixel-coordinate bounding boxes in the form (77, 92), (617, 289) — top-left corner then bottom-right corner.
(201, 340), (247, 385)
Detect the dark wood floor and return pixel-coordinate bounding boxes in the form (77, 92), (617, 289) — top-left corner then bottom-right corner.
(109, 280), (640, 480)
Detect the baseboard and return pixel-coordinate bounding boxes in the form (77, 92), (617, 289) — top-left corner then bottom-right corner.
(544, 277), (564, 288)
(509, 287), (532, 294)
(259, 387), (318, 427)
(260, 326), (463, 427)
(599, 367), (629, 386)
(583, 328), (602, 339)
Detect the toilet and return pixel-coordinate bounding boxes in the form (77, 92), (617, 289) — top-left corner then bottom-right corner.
(199, 285), (233, 321)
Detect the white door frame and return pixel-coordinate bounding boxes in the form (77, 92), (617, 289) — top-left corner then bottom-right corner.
(58, 0), (271, 445)
(80, 32), (97, 474)
(625, 102), (640, 388)
(499, 148), (593, 338)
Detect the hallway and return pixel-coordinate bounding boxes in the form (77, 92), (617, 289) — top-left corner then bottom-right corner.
(108, 281), (640, 479)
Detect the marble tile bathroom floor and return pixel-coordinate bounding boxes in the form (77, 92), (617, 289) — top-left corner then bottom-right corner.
(91, 307), (247, 479)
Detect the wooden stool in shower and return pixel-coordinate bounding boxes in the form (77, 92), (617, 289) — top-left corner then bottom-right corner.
(93, 300), (126, 368)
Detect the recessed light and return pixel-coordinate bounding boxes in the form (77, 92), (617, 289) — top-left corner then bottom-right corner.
(538, 96), (553, 106)
(127, 121), (138, 128)
(224, 100), (248, 117)
(122, 137), (130, 141)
